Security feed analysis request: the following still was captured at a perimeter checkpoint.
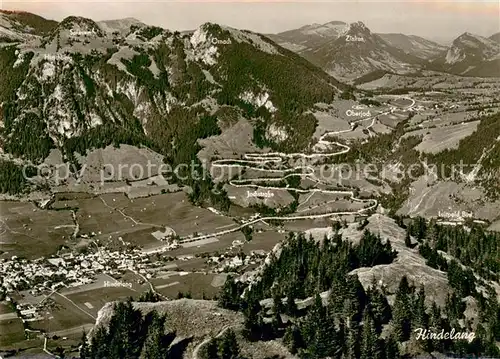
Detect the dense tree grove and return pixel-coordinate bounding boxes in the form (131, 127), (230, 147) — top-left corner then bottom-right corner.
(0, 46), (43, 193)
(0, 160), (35, 195)
(231, 230), (396, 302)
(121, 53), (170, 95)
(4, 112), (52, 161)
(81, 300), (181, 359)
(216, 224), (500, 358)
(135, 26), (165, 41)
(407, 217), (500, 279)
(199, 329), (241, 359)
(81, 299), (244, 359)
(0, 46), (33, 105)
(77, 216), (500, 359)
(137, 289), (162, 303)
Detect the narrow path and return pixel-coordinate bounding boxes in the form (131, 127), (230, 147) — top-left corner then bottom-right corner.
(99, 196), (177, 237)
(55, 292), (96, 320)
(192, 325), (232, 359)
(43, 337), (57, 357)
(145, 97), (415, 253)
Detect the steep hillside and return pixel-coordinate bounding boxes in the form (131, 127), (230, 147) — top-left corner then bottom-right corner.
(301, 22), (424, 79)
(0, 14), (347, 203)
(425, 112), (500, 198)
(430, 32), (500, 77)
(378, 33), (447, 59)
(1, 17), (342, 157)
(218, 214), (500, 358)
(489, 32), (500, 44)
(86, 298), (295, 359)
(0, 10), (58, 41)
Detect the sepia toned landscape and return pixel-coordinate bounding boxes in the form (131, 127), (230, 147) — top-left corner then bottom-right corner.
(0, 2), (499, 358)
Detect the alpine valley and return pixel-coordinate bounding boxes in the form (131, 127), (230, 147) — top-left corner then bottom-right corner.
(0, 10), (499, 359)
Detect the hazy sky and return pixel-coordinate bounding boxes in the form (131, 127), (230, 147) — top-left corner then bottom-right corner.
(2, 1), (499, 43)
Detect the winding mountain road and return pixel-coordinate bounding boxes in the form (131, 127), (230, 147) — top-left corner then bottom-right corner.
(146, 97), (415, 253)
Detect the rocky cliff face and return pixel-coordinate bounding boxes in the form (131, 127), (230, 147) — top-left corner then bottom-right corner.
(1, 15), (345, 169)
(301, 22), (424, 79)
(430, 32), (500, 77)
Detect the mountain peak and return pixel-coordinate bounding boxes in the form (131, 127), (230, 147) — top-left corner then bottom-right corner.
(56, 16), (104, 37)
(348, 21), (370, 34)
(99, 17), (143, 25)
(456, 32), (484, 41)
(452, 32), (498, 49)
(341, 21), (371, 42)
(0, 9), (28, 15)
(457, 32), (471, 39)
(97, 17), (147, 35)
(325, 20), (347, 26)
(298, 23), (321, 30)
(439, 30), (500, 72)
(120, 17), (141, 22)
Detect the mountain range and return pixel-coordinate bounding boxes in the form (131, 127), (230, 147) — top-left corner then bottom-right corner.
(269, 20), (499, 80)
(0, 10), (348, 203)
(299, 21), (425, 80)
(1, 11), (498, 167)
(430, 32), (500, 77)
(0, 10), (498, 197)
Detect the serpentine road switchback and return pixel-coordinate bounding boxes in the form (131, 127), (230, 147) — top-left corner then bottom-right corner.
(147, 97), (415, 252)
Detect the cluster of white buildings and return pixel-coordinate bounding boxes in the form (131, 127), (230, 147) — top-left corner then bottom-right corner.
(0, 247), (163, 322)
(208, 250), (267, 273)
(0, 247), (154, 297)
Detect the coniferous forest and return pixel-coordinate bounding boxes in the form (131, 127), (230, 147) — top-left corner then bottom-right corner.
(82, 222), (500, 359)
(1, 9), (500, 359)
(216, 226), (500, 359)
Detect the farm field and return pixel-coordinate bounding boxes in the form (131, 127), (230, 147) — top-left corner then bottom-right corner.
(63, 286), (141, 318)
(0, 301), (25, 349)
(0, 201), (74, 260)
(28, 293), (97, 334)
(150, 272), (225, 299)
(410, 121), (479, 154)
(241, 230), (287, 253)
(0, 319), (28, 350)
(0, 191), (243, 259)
(119, 192), (236, 237)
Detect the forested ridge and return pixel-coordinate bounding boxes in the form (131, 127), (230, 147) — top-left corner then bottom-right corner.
(406, 217), (500, 279)
(80, 220), (500, 358)
(425, 112), (500, 198)
(215, 222), (500, 358)
(0, 10), (58, 36)
(0, 20), (345, 204)
(80, 301), (184, 359)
